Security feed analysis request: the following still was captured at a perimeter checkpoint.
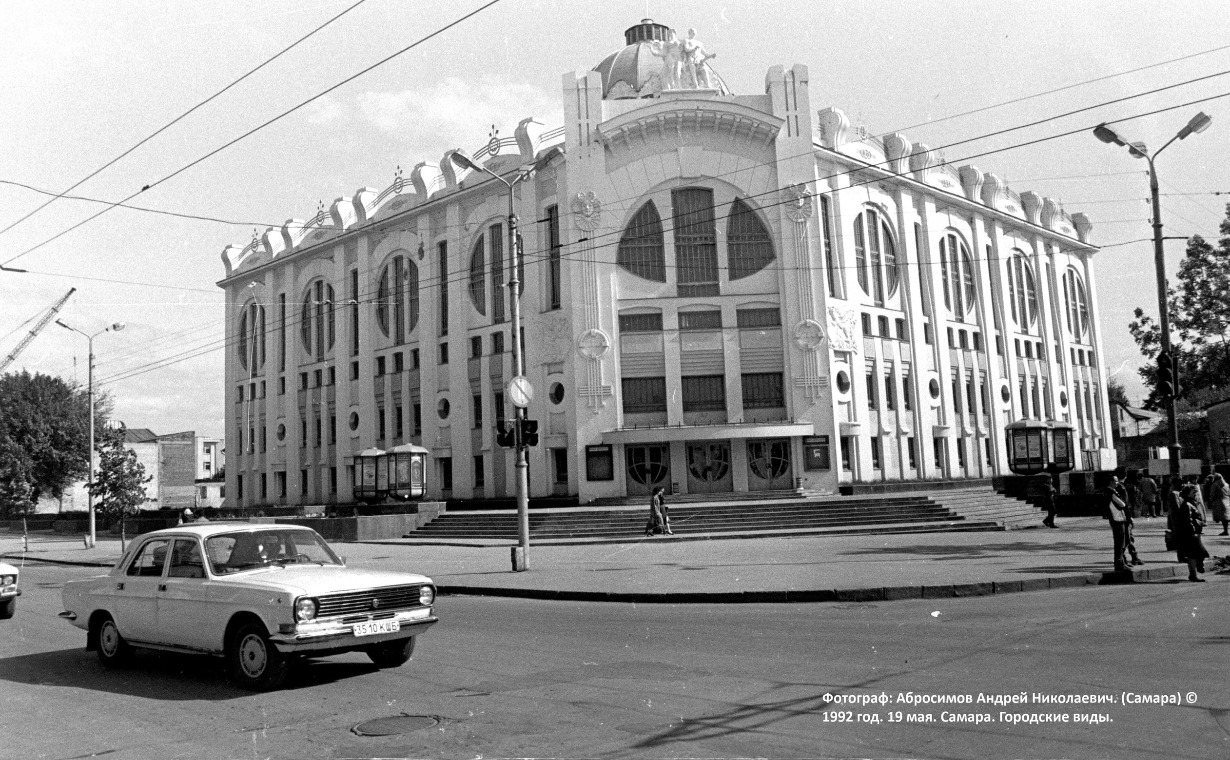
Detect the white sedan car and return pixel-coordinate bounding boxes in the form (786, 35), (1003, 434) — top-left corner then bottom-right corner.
(1, 561), (20, 619)
(60, 523), (437, 690)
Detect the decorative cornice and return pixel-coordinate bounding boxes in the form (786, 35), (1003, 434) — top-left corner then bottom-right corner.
(596, 99), (783, 152)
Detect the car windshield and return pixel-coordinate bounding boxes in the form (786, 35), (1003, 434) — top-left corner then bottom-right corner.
(205, 529), (342, 575)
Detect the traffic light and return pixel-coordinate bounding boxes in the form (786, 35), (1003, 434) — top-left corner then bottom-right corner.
(1156, 352), (1175, 397)
(495, 423), (516, 448)
(519, 418), (539, 447)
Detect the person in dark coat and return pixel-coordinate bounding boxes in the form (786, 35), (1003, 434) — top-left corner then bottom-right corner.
(1103, 476), (1132, 571)
(1040, 477), (1058, 528)
(1171, 484), (1210, 582)
(644, 486), (667, 537)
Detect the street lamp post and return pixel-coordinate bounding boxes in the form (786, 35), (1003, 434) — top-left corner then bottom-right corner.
(1093, 112), (1211, 488)
(448, 148), (548, 572)
(57, 319), (125, 548)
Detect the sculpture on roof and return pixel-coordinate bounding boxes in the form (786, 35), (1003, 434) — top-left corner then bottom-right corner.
(682, 28), (716, 89)
(648, 29), (684, 91)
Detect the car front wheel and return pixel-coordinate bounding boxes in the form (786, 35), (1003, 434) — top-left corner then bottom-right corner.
(228, 622), (288, 691)
(96, 615), (131, 667)
(366, 636), (415, 668)
(0, 597), (15, 619)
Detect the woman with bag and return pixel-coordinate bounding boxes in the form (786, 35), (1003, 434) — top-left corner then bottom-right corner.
(1172, 484), (1210, 582)
(1103, 476), (1131, 571)
(644, 486), (666, 537)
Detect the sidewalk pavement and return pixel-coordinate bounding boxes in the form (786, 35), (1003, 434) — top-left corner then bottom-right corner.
(3, 517), (1226, 603)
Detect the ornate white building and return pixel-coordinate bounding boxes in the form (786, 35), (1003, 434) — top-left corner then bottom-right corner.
(219, 19), (1112, 508)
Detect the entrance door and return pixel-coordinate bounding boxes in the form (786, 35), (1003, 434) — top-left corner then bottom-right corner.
(747, 438), (793, 491)
(625, 444), (670, 497)
(686, 441), (733, 494)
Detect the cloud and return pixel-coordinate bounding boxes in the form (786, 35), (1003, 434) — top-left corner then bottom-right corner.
(354, 76), (562, 155)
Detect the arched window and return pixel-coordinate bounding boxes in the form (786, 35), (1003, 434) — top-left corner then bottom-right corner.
(300, 279), (335, 361)
(727, 197), (774, 279)
(1006, 251), (1038, 329)
(469, 236), (487, 316)
(672, 188), (719, 296)
(376, 254), (420, 342)
(237, 301), (265, 373)
(853, 209), (898, 304)
(939, 232), (976, 317)
(1064, 268), (1090, 338)
(617, 201), (666, 282)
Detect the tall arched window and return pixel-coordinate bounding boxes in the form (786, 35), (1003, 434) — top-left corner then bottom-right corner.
(853, 209), (898, 304)
(1064, 268), (1090, 339)
(377, 254), (420, 342)
(727, 197), (775, 279)
(1006, 251), (1038, 329)
(469, 235), (487, 316)
(237, 301), (265, 373)
(617, 201), (666, 282)
(939, 232), (976, 318)
(300, 279), (335, 361)
(672, 187), (719, 297)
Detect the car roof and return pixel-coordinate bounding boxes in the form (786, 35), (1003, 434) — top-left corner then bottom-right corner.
(141, 523), (319, 539)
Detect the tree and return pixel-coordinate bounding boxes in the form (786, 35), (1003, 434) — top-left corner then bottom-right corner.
(1128, 203), (1230, 410)
(89, 424), (151, 528)
(0, 371), (108, 514)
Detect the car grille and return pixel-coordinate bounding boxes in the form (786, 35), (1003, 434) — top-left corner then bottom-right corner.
(315, 585), (424, 618)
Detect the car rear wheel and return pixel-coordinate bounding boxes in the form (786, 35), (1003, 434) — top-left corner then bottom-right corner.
(0, 598), (15, 619)
(96, 615), (131, 667)
(366, 636), (415, 668)
(228, 622), (288, 691)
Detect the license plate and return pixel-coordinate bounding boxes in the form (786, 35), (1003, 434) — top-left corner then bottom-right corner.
(353, 619), (400, 637)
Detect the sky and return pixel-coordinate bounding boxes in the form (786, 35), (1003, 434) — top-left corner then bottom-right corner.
(3, 0), (1229, 439)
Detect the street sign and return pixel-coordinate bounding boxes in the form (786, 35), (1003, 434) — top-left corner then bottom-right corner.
(507, 375), (534, 408)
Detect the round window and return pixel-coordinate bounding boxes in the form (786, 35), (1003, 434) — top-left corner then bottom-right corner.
(1001, 386), (1012, 404)
(835, 370), (851, 394)
(276, 423), (286, 441)
(348, 412), (359, 431)
(929, 378), (941, 400)
(1059, 390), (1068, 407)
(437, 398), (450, 420)
(549, 382), (565, 405)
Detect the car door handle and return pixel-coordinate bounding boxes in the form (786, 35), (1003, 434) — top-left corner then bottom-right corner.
(158, 584), (168, 592)
(116, 582), (124, 591)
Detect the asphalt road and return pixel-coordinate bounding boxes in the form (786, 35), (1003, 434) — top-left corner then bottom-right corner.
(2, 561), (1228, 760)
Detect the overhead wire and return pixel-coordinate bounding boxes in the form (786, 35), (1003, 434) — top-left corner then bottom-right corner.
(0, 0), (506, 270)
(0, 0), (369, 242)
(0, 179), (284, 228)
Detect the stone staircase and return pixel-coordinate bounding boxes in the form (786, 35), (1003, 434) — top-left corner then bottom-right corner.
(921, 485), (1048, 530)
(407, 492), (1010, 541)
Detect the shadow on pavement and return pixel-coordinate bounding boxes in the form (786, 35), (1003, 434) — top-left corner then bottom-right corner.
(0, 647), (387, 699)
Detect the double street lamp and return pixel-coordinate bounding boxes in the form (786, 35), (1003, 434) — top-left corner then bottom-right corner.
(449, 147), (553, 572)
(57, 319), (125, 548)
(1093, 111), (1212, 484)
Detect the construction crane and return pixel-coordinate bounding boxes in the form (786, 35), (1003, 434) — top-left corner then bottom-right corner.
(1, 287), (76, 373)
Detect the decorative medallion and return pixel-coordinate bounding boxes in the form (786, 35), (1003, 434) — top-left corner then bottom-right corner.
(392, 165), (405, 194)
(571, 191), (602, 231)
(826, 305), (860, 353)
(487, 125), (501, 157)
(576, 328), (610, 361)
(783, 183), (814, 222)
(793, 319), (826, 350)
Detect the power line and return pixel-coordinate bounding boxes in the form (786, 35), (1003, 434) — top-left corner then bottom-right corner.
(0, 179), (283, 227)
(1, 0), (505, 270)
(0, 0), (369, 242)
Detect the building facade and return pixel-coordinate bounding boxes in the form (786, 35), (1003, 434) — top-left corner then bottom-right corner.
(219, 20), (1113, 508)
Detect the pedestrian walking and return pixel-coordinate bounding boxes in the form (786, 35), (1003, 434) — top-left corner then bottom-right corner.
(1039, 477), (1058, 528)
(644, 486), (666, 537)
(658, 488), (673, 535)
(1209, 473), (1230, 536)
(1103, 476), (1133, 571)
(1138, 474), (1160, 518)
(1172, 484), (1210, 582)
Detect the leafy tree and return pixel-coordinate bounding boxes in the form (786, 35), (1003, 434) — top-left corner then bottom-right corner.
(1128, 204), (1230, 410)
(89, 424), (151, 528)
(1106, 378), (1130, 409)
(0, 371), (108, 512)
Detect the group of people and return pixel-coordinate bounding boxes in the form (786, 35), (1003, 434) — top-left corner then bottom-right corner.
(1103, 472), (1229, 582)
(644, 486), (673, 537)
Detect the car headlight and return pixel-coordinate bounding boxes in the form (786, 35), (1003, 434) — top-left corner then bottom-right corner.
(419, 585), (435, 606)
(294, 597), (318, 622)
(1, 575), (15, 586)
